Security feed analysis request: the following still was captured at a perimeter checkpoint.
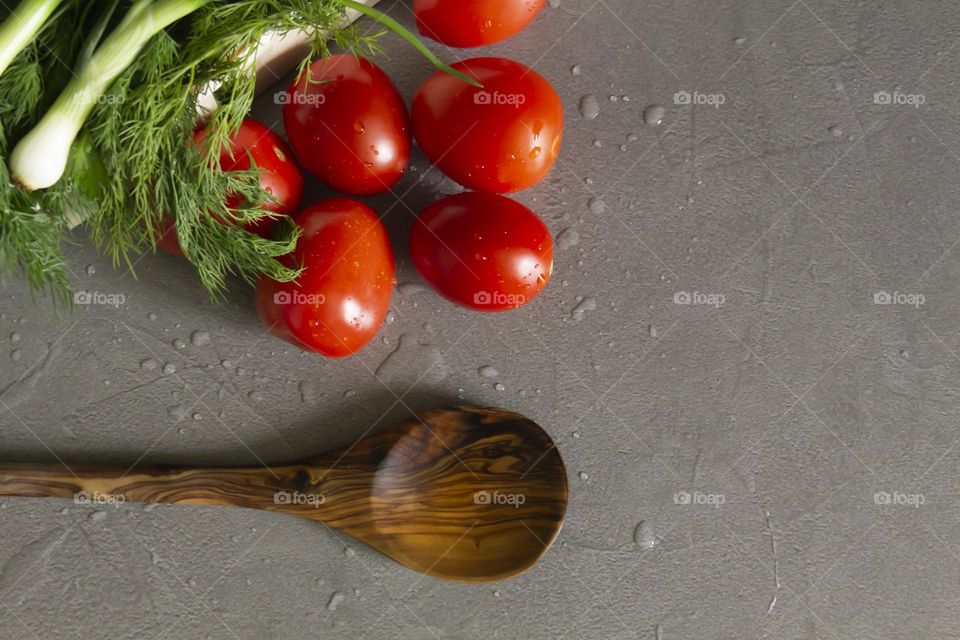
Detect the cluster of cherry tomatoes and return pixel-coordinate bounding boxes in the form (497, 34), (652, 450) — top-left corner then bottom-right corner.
(161, 0), (561, 358)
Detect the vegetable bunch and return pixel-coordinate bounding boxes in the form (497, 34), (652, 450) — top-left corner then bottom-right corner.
(0, 0), (463, 304)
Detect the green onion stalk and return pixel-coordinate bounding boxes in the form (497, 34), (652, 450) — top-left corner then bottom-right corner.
(10, 0), (210, 191)
(0, 0), (63, 77)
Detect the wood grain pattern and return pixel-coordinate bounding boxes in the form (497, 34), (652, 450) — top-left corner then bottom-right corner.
(0, 406), (568, 583)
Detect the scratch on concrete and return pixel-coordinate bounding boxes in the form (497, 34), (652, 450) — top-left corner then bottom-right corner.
(763, 509), (781, 614)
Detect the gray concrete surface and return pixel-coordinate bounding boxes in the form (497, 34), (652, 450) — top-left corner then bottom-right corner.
(1, 0), (959, 638)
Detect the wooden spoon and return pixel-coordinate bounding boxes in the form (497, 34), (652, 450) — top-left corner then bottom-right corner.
(0, 406), (568, 583)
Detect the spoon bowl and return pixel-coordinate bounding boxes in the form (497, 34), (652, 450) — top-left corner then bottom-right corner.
(362, 407), (567, 581)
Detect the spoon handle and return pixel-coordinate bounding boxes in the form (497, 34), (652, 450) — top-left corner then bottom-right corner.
(0, 462), (300, 510)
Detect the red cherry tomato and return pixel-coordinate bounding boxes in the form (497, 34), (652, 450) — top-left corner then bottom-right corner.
(256, 199), (395, 357)
(283, 55), (411, 196)
(195, 118), (304, 237)
(409, 192), (553, 312)
(414, 0), (546, 48)
(157, 118), (304, 255)
(412, 57), (563, 194)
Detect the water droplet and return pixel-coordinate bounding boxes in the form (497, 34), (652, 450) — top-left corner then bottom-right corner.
(529, 146), (542, 159)
(570, 297), (597, 323)
(353, 121), (365, 134)
(734, 36), (745, 45)
(299, 380), (317, 403)
(578, 471), (589, 480)
(167, 404), (188, 421)
(570, 64), (580, 75)
(588, 198), (606, 215)
(376, 335), (449, 384)
(643, 105), (665, 126)
(140, 358), (157, 371)
(829, 125), (843, 138)
(9, 332), (20, 342)
(147, 313), (157, 321)
(162, 363), (176, 375)
(397, 282), (428, 296)
(648, 324), (658, 338)
(478, 365), (499, 378)
(85, 264), (96, 276)
(634, 521), (658, 550)
(343, 389), (357, 398)
(190, 330), (210, 347)
(172, 338), (186, 350)
(557, 227), (580, 250)
(494, 382), (506, 392)
(579, 94), (600, 120)
(327, 592), (345, 611)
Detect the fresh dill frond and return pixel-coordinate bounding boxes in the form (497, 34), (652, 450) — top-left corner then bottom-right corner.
(0, 0), (459, 303)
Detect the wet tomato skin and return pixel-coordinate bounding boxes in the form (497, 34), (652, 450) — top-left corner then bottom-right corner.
(196, 118), (305, 237)
(411, 57), (563, 194)
(157, 118), (303, 255)
(414, 0), (546, 48)
(283, 55), (411, 196)
(409, 192), (553, 312)
(256, 199), (395, 357)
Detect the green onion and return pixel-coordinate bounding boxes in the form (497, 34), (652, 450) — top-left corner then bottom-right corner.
(0, 0), (63, 78)
(11, 0), (210, 191)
